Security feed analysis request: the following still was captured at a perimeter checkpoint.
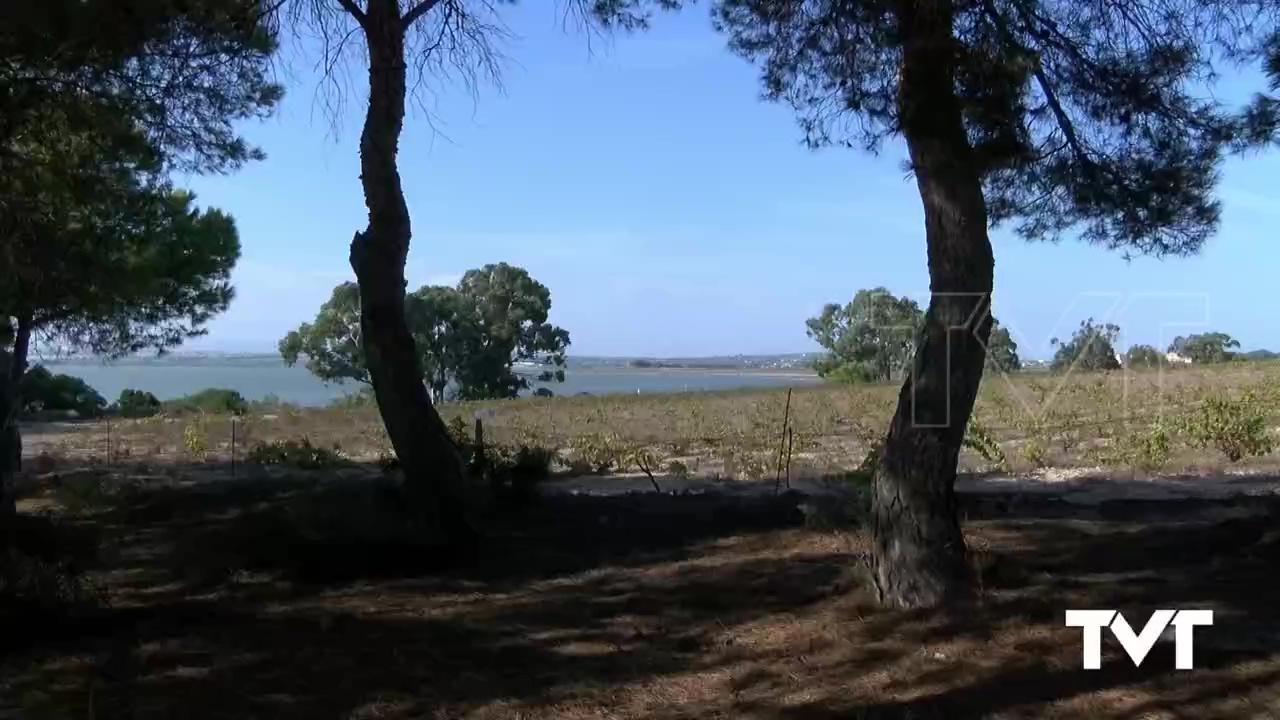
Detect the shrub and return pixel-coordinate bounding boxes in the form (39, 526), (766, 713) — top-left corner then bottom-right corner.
(666, 459), (691, 481)
(486, 444), (556, 502)
(163, 387), (248, 415)
(1095, 420), (1174, 471)
(441, 415), (554, 500)
(328, 389), (377, 409)
(246, 438), (349, 469)
(962, 419), (1008, 470)
(183, 417), (209, 457)
(1021, 438), (1049, 468)
(845, 445), (879, 485)
(20, 366), (107, 417)
(114, 388), (161, 418)
(565, 432), (623, 475)
(1178, 392), (1275, 462)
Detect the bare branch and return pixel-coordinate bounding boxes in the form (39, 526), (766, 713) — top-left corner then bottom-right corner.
(334, 0), (368, 29)
(402, 0), (442, 30)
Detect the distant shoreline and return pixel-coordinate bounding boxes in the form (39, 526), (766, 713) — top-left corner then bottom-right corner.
(36, 354), (822, 405)
(591, 367), (820, 379)
(43, 354), (823, 378)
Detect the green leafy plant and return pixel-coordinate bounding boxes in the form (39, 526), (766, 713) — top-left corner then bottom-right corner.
(165, 388), (248, 416)
(1020, 437), (1049, 469)
(845, 445), (880, 485)
(1178, 392), (1275, 462)
(565, 432), (623, 475)
(183, 417), (209, 457)
(962, 419), (1008, 470)
(1094, 420), (1174, 471)
(20, 367), (107, 418)
(666, 459), (691, 481)
(114, 388), (161, 418)
(246, 438), (348, 469)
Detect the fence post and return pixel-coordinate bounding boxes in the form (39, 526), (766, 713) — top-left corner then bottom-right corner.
(230, 416), (237, 480)
(774, 387), (792, 495)
(474, 416), (486, 480)
(105, 417), (111, 466)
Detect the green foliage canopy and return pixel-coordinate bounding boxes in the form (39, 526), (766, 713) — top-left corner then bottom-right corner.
(162, 387), (248, 415)
(807, 288), (924, 383)
(1, 0), (277, 359)
(1051, 319), (1122, 372)
(19, 366), (107, 417)
(807, 288), (1020, 382)
(1124, 344), (1164, 369)
(712, 0), (1275, 258)
(281, 263), (571, 402)
(115, 389), (162, 418)
(1168, 332), (1241, 364)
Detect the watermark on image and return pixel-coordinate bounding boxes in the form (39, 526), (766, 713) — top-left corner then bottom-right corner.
(1065, 609), (1214, 670)
(866, 290), (1214, 428)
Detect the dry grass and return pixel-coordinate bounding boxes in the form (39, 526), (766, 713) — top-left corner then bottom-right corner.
(2, 467), (1279, 719)
(21, 360), (1280, 481)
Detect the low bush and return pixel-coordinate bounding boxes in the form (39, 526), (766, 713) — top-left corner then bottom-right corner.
(246, 437), (350, 469)
(163, 387), (248, 415)
(328, 389), (377, 409)
(444, 416), (555, 502)
(114, 388), (162, 418)
(20, 366), (107, 418)
(1178, 391), (1275, 462)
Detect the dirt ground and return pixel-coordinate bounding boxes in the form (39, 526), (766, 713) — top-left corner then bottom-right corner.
(3, 455), (1280, 719)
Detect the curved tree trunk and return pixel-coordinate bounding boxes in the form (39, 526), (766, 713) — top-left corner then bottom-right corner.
(0, 317), (32, 544)
(871, 0), (994, 609)
(348, 0), (478, 549)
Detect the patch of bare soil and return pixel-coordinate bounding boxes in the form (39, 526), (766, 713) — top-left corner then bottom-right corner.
(3, 470), (1280, 719)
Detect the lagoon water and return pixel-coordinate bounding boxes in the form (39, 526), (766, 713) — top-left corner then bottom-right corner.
(42, 355), (823, 407)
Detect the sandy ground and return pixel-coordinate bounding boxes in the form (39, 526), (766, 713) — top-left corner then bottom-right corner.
(540, 467), (1280, 506)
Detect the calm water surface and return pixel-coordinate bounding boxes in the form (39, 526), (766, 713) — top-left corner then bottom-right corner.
(42, 355), (822, 407)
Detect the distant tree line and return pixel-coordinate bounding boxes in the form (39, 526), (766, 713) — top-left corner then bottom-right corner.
(18, 368), (249, 419)
(627, 359), (740, 370)
(1057, 323), (1259, 371)
(810, 296), (1269, 380)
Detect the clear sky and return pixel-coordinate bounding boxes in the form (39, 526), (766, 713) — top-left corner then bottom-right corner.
(178, 5), (1280, 361)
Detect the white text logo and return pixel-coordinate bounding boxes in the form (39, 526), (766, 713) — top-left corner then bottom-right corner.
(1065, 609), (1213, 670)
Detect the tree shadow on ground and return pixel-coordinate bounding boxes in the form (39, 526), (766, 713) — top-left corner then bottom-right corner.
(751, 499), (1280, 719)
(5, 462), (1280, 718)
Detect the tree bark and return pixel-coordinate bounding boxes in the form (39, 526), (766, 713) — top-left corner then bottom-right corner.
(348, 0), (479, 549)
(0, 316), (32, 542)
(871, 0), (994, 609)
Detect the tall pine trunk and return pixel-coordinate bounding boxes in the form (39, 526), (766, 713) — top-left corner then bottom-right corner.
(871, 0), (994, 609)
(349, 0), (478, 549)
(0, 317), (32, 543)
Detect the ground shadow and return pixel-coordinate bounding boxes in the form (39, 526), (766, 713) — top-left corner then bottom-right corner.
(5, 461), (1280, 718)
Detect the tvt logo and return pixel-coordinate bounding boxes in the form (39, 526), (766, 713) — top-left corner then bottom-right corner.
(1065, 609), (1214, 670)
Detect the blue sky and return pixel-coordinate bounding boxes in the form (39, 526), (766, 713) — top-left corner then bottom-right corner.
(179, 5), (1280, 361)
